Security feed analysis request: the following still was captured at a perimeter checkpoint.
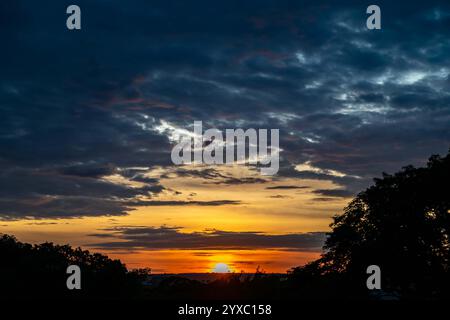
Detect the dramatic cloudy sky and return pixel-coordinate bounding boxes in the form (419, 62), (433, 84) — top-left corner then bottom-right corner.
(0, 1), (449, 272)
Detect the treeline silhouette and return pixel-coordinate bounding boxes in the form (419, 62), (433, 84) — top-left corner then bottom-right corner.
(0, 235), (148, 299)
(1, 150), (449, 299)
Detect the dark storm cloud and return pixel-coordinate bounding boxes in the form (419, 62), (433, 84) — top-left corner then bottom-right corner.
(89, 226), (326, 251)
(60, 164), (117, 178)
(1, 1), (450, 218)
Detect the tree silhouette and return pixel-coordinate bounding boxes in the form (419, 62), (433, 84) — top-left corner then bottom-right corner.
(291, 150), (450, 298)
(0, 234), (146, 298)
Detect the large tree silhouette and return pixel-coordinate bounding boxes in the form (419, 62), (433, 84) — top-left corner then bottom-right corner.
(291, 150), (450, 298)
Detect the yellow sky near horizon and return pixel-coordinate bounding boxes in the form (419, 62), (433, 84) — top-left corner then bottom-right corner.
(0, 166), (351, 273)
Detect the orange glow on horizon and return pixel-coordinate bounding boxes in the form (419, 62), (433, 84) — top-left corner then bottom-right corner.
(0, 168), (347, 274)
(102, 249), (321, 274)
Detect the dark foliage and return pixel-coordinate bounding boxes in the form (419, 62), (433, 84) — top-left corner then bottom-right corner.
(0, 234), (147, 299)
(143, 272), (285, 300)
(290, 150), (450, 299)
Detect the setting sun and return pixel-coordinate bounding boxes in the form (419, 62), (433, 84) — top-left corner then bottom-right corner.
(212, 263), (232, 273)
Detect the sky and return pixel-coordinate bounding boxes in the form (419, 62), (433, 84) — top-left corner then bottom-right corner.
(0, 0), (449, 273)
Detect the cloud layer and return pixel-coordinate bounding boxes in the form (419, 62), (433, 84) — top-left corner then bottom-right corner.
(0, 1), (449, 219)
(89, 226), (326, 251)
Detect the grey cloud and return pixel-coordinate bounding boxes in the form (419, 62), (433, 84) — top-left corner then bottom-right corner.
(1, 0), (449, 219)
(0, 166), (166, 219)
(268, 195), (292, 199)
(126, 200), (241, 207)
(60, 164), (117, 178)
(312, 189), (355, 198)
(89, 226), (326, 251)
(265, 186), (309, 190)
